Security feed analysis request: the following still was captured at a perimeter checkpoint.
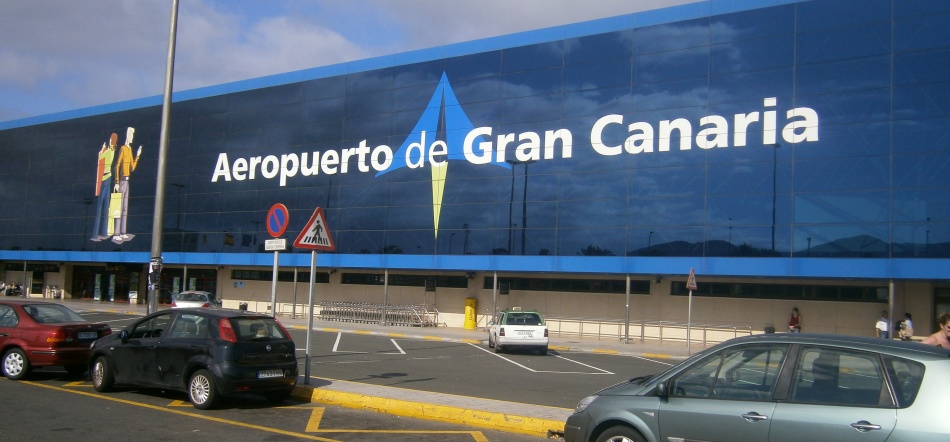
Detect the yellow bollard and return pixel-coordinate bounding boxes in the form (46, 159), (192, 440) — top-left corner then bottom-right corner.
(464, 297), (477, 330)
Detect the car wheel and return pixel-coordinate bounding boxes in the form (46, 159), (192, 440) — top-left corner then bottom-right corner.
(64, 364), (87, 376)
(595, 425), (646, 442)
(2, 348), (30, 380)
(538, 346), (548, 356)
(189, 369), (219, 410)
(91, 356), (115, 392)
(494, 343), (503, 353)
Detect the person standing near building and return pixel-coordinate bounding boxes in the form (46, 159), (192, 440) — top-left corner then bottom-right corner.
(112, 127), (141, 244)
(788, 307), (802, 333)
(91, 133), (117, 241)
(899, 313), (914, 341)
(875, 311), (890, 339)
(921, 313), (950, 348)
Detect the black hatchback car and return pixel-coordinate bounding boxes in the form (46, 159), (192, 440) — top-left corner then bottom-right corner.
(88, 308), (298, 409)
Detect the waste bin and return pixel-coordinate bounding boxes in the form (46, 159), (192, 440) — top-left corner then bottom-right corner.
(464, 297), (477, 330)
(239, 302), (248, 312)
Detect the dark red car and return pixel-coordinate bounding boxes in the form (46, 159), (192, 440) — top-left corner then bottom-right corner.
(0, 300), (111, 379)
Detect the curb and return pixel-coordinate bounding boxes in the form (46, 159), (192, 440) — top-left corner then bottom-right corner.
(291, 384), (565, 438)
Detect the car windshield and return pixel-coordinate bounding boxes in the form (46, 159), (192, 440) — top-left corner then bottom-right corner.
(232, 317), (289, 341)
(507, 313), (543, 325)
(178, 293), (209, 302)
(23, 304), (87, 323)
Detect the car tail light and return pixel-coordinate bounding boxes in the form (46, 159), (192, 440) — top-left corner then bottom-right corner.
(544, 328), (548, 338)
(219, 318), (238, 342)
(499, 327), (505, 337)
(202, 303), (210, 308)
(102, 326), (112, 336)
(47, 330), (67, 343)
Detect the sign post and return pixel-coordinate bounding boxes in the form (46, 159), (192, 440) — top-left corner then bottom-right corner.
(293, 207), (335, 384)
(266, 204), (290, 317)
(685, 268), (698, 355)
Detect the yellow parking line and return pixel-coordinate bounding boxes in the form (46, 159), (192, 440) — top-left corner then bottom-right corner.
(26, 381), (339, 441)
(306, 407), (325, 432)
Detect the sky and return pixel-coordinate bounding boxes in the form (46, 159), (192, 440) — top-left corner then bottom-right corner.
(0, 0), (696, 123)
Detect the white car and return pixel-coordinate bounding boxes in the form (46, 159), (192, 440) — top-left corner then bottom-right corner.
(171, 291), (221, 309)
(488, 308), (549, 355)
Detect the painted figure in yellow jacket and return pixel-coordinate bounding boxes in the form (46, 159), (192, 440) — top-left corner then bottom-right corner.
(91, 132), (117, 241)
(112, 127), (141, 243)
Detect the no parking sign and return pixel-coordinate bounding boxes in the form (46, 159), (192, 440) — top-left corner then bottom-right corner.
(266, 203), (289, 238)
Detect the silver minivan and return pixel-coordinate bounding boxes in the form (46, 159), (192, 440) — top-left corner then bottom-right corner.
(563, 334), (950, 442)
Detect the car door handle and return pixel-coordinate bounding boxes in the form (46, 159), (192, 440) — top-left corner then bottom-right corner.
(850, 421), (882, 432)
(741, 412), (769, 422)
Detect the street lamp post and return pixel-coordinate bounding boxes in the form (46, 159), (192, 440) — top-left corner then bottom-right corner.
(147, 0), (179, 315)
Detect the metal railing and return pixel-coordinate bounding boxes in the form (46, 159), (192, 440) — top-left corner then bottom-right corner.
(546, 316), (754, 347)
(313, 301), (441, 327)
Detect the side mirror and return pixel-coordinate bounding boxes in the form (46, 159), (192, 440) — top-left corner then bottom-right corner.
(119, 329), (130, 343)
(488, 319), (495, 326)
(655, 381), (668, 398)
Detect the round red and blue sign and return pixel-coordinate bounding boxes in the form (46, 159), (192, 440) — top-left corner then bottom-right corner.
(266, 203), (289, 238)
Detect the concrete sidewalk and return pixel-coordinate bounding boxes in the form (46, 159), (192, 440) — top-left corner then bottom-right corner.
(61, 298), (703, 438)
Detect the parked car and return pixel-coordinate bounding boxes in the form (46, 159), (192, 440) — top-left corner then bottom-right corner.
(0, 300), (111, 379)
(488, 307), (549, 355)
(563, 333), (950, 442)
(88, 308), (298, 409)
(171, 290), (221, 309)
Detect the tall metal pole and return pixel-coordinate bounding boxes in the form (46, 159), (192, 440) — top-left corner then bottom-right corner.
(624, 275), (631, 344)
(304, 250), (317, 384)
(148, 0), (179, 315)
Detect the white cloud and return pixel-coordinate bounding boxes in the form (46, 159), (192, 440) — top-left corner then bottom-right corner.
(0, 0), (699, 122)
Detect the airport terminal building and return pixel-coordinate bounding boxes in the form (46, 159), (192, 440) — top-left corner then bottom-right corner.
(1, 0), (948, 337)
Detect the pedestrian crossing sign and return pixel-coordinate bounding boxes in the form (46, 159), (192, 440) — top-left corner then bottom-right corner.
(293, 207), (335, 251)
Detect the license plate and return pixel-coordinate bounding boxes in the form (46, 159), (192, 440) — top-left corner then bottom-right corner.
(517, 330), (533, 336)
(257, 369), (283, 379)
(78, 332), (98, 340)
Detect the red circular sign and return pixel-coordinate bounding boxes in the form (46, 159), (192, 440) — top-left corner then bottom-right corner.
(266, 203), (289, 238)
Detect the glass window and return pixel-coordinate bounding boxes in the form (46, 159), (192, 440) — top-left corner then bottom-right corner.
(502, 41), (564, 73)
(233, 317), (289, 341)
(894, 11), (950, 52)
(168, 314), (209, 339)
(796, 0), (891, 33)
(564, 58), (630, 92)
(129, 313), (173, 339)
(710, 35), (794, 76)
(790, 347), (890, 407)
(882, 356), (925, 408)
(0, 305), (18, 327)
(564, 30), (633, 64)
(670, 345), (788, 401)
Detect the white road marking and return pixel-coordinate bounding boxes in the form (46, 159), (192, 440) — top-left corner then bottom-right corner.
(470, 344), (614, 375)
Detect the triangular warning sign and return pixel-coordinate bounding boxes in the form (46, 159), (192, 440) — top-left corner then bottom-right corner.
(686, 268), (698, 291)
(294, 207), (335, 251)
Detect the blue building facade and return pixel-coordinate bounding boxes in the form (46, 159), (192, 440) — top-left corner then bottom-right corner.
(1, 0), (948, 332)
